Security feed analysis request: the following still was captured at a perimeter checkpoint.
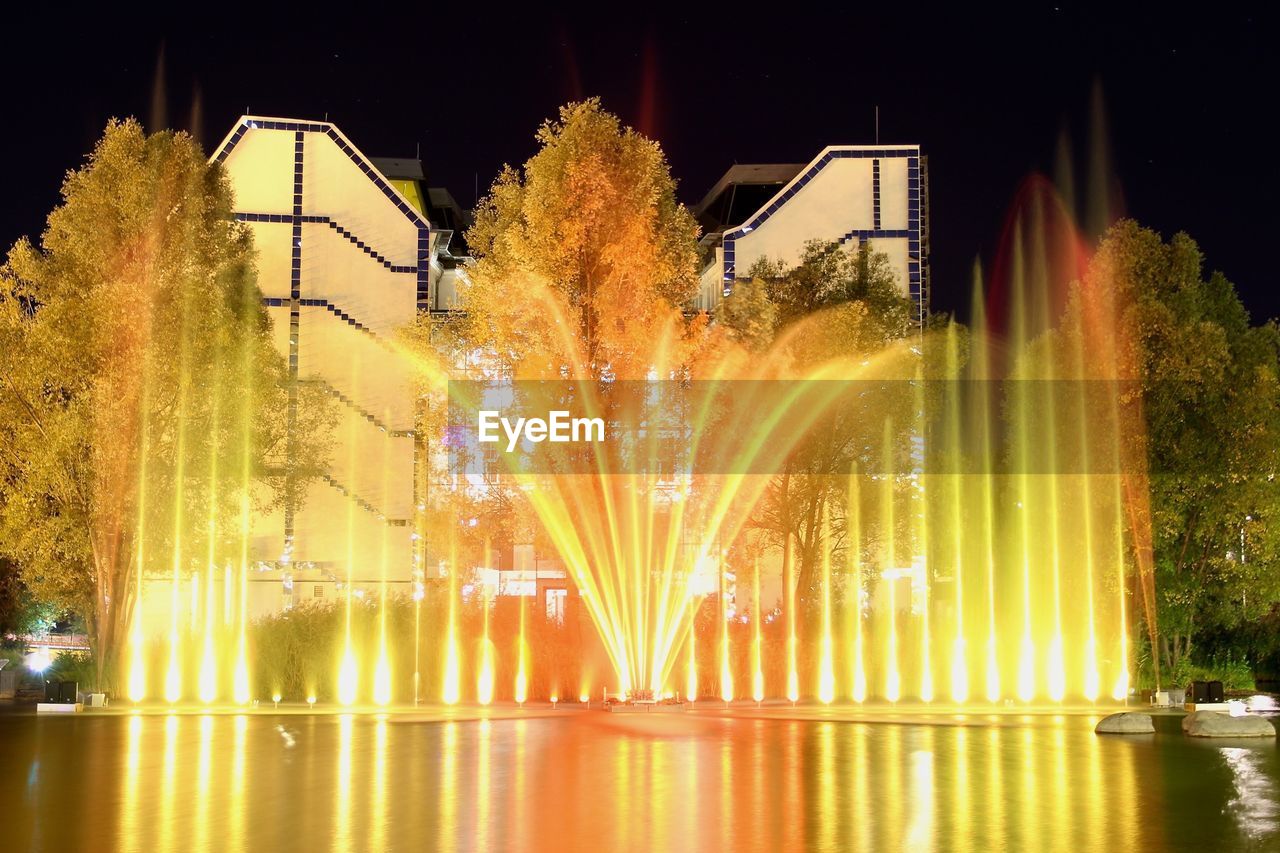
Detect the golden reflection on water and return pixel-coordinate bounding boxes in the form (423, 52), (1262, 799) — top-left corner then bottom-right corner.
(854, 722), (871, 851)
(474, 718), (489, 851)
(6, 711), (1280, 852)
(817, 722), (835, 852)
(230, 715), (246, 853)
(1086, 716), (1103, 851)
(119, 714), (142, 853)
(513, 719), (528, 844)
(160, 714), (177, 853)
(907, 725), (935, 850)
(1051, 718), (1069, 853)
(987, 724), (1006, 851)
(196, 715), (213, 853)
(884, 721), (904, 849)
(438, 720), (457, 851)
(374, 717), (389, 850)
(952, 724), (968, 849)
(334, 715), (352, 853)
(783, 720), (802, 851)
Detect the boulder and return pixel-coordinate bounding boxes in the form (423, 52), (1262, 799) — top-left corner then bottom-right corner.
(1095, 712), (1155, 734)
(1181, 710), (1276, 737)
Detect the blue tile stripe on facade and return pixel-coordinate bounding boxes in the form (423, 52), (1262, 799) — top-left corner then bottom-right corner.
(261, 297), (398, 352)
(320, 474), (410, 526)
(298, 378), (413, 438)
(872, 158), (881, 230)
(214, 118), (428, 542)
(236, 213), (417, 273)
(284, 130), (303, 551)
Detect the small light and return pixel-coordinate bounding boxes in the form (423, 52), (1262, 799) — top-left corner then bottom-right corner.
(27, 648), (52, 674)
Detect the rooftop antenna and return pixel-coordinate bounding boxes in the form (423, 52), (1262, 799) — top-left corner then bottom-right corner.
(416, 142), (421, 160)
(324, 112), (329, 122)
(875, 106), (880, 144)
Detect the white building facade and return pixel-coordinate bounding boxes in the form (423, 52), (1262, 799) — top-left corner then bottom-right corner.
(693, 146), (930, 325)
(139, 120), (930, 629)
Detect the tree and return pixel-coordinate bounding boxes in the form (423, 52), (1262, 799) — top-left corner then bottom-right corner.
(405, 98), (705, 560)
(1050, 221), (1280, 677)
(458, 97), (701, 379)
(0, 119), (333, 689)
(0, 557), (58, 638)
(720, 240), (918, 603)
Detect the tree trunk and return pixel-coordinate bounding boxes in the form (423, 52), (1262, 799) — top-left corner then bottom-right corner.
(91, 529), (133, 695)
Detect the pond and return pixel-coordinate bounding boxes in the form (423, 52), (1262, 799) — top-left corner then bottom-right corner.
(2, 708), (1276, 851)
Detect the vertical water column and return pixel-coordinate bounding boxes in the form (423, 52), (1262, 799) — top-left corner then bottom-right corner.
(817, 506), (836, 704)
(945, 321), (969, 703)
(337, 357), (360, 706)
(373, 412), (393, 706)
(914, 365), (933, 703)
(165, 343), (190, 703)
(127, 388), (150, 703)
(198, 379), (220, 703)
(752, 555), (764, 704)
(442, 532), (462, 704)
(719, 545), (734, 704)
(971, 273), (1001, 702)
(1011, 224), (1037, 703)
(232, 279), (254, 705)
(883, 418), (901, 702)
(848, 468), (867, 703)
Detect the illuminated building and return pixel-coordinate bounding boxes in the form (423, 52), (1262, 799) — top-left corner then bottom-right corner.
(139, 117), (929, 627)
(691, 146), (930, 325)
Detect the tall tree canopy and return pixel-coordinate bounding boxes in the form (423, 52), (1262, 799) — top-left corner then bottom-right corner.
(1105, 222), (1279, 675)
(1043, 221), (1280, 677)
(458, 98), (701, 378)
(0, 119), (332, 687)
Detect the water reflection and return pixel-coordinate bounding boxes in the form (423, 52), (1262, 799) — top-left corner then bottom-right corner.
(1222, 746), (1280, 840)
(2, 712), (1277, 852)
(334, 715), (352, 853)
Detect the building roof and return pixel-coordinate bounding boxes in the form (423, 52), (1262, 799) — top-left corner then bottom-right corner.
(369, 156), (426, 181)
(692, 163), (807, 233)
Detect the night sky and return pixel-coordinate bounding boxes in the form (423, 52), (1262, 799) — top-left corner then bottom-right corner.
(3, 7), (1276, 322)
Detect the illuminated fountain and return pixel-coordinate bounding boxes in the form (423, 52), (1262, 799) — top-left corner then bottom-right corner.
(117, 181), (1155, 712)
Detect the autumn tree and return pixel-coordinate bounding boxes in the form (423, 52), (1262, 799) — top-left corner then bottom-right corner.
(0, 119), (332, 689)
(1086, 222), (1279, 676)
(404, 100), (704, 571)
(456, 97), (701, 379)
